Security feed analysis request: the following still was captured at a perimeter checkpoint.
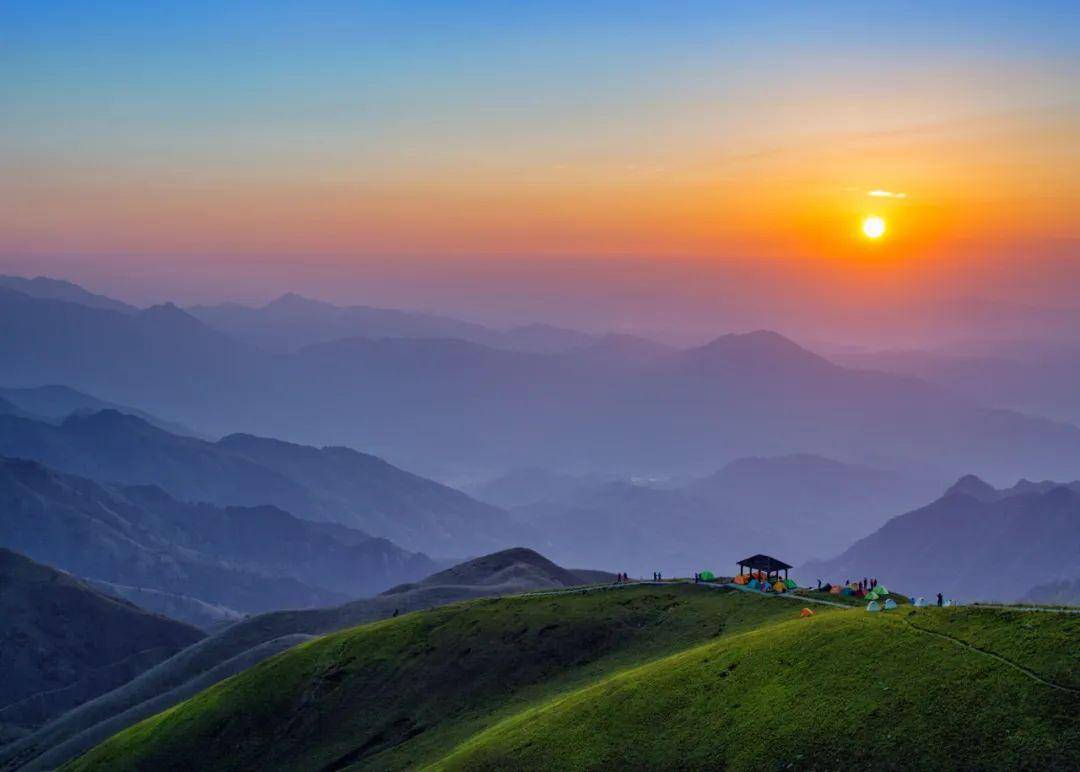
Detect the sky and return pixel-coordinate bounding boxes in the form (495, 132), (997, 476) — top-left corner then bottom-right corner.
(2, 1), (1078, 342)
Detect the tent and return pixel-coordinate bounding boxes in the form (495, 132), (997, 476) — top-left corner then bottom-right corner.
(883, 598), (898, 610)
(773, 581), (787, 592)
(800, 608), (815, 617)
(732, 574), (747, 585)
(913, 597), (927, 607)
(865, 590), (879, 601)
(841, 587), (854, 596)
(875, 586), (889, 596)
(785, 578), (798, 589)
(820, 583), (832, 593)
(748, 579), (759, 589)
(829, 585), (842, 595)
(866, 600), (881, 612)
(700, 571), (716, 581)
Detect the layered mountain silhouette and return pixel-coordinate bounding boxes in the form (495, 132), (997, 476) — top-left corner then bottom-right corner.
(0, 456), (436, 615)
(800, 476), (1080, 601)
(189, 292), (601, 353)
(0, 384), (195, 436)
(0, 275), (135, 313)
(0, 548), (608, 770)
(6, 283), (1080, 483)
(835, 342), (1080, 427)
(0, 408), (520, 556)
(0, 549), (203, 743)
(506, 454), (938, 575)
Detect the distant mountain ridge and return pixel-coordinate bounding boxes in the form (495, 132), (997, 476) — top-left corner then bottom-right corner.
(800, 475), (1080, 601)
(0, 408), (521, 557)
(0, 455), (436, 615)
(0, 275), (135, 313)
(189, 292), (606, 354)
(7, 281), (1080, 482)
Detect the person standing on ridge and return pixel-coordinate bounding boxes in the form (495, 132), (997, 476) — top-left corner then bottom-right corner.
(937, 592), (943, 607)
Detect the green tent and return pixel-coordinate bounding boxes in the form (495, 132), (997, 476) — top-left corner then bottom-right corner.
(876, 586), (889, 596)
(784, 578), (797, 589)
(699, 571), (716, 581)
(865, 590), (879, 601)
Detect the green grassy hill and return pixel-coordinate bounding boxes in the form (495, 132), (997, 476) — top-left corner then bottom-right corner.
(64, 586), (1079, 771)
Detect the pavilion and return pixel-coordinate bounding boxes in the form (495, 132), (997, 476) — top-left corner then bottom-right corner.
(736, 554), (792, 583)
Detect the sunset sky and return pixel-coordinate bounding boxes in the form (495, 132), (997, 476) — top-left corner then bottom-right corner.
(2, 1), (1078, 338)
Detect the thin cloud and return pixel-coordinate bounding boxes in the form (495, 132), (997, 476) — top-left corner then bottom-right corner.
(868, 189), (908, 199)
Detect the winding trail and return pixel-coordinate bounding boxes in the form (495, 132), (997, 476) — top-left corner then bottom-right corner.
(520, 580), (1077, 695)
(899, 616), (1079, 694)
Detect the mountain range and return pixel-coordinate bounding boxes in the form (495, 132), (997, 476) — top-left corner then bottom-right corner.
(188, 291), (605, 353)
(503, 454), (940, 576)
(0, 455), (438, 615)
(0, 407), (519, 557)
(800, 475), (1080, 601)
(6, 281), (1080, 485)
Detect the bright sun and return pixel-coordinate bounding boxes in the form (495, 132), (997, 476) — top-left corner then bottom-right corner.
(862, 215), (886, 239)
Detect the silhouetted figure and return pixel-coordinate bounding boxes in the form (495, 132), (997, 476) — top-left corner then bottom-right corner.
(816, 578), (821, 590)
(937, 592), (943, 607)
(392, 609), (399, 617)
(872, 578), (877, 588)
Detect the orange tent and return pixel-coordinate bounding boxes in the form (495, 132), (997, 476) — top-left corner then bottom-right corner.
(800, 608), (815, 617)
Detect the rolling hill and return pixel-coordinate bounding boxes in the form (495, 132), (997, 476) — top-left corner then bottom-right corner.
(0, 550), (203, 744)
(60, 585), (1079, 771)
(1, 549), (609, 771)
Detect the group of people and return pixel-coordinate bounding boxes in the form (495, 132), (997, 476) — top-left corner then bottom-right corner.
(815, 577), (879, 591)
(652, 571), (664, 581)
(614, 572), (631, 583)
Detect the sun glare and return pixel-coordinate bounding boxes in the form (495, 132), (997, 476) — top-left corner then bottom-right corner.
(862, 216), (886, 239)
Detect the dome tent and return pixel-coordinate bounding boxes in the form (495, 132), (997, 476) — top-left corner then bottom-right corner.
(700, 571), (716, 581)
(773, 581), (787, 592)
(866, 600), (881, 612)
(884, 598), (898, 610)
(913, 597), (927, 607)
(784, 578), (797, 589)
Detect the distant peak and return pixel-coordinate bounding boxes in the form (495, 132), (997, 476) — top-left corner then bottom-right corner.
(944, 474), (999, 502)
(264, 292), (334, 312)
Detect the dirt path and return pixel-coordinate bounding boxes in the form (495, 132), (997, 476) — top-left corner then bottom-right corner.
(900, 617), (1079, 694)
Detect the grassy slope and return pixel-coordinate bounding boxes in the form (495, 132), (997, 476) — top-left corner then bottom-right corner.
(66, 586), (815, 771)
(436, 609), (1079, 771)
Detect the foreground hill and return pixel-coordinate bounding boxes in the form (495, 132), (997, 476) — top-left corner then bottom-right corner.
(0, 456), (435, 615)
(0, 407), (520, 557)
(63, 586), (1078, 771)
(3, 549), (605, 770)
(801, 475), (1080, 601)
(0, 550), (203, 744)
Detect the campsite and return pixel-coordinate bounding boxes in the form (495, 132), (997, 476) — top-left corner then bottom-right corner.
(61, 559), (1079, 771)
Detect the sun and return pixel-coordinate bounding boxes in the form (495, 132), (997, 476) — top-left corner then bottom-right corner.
(862, 215), (886, 239)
